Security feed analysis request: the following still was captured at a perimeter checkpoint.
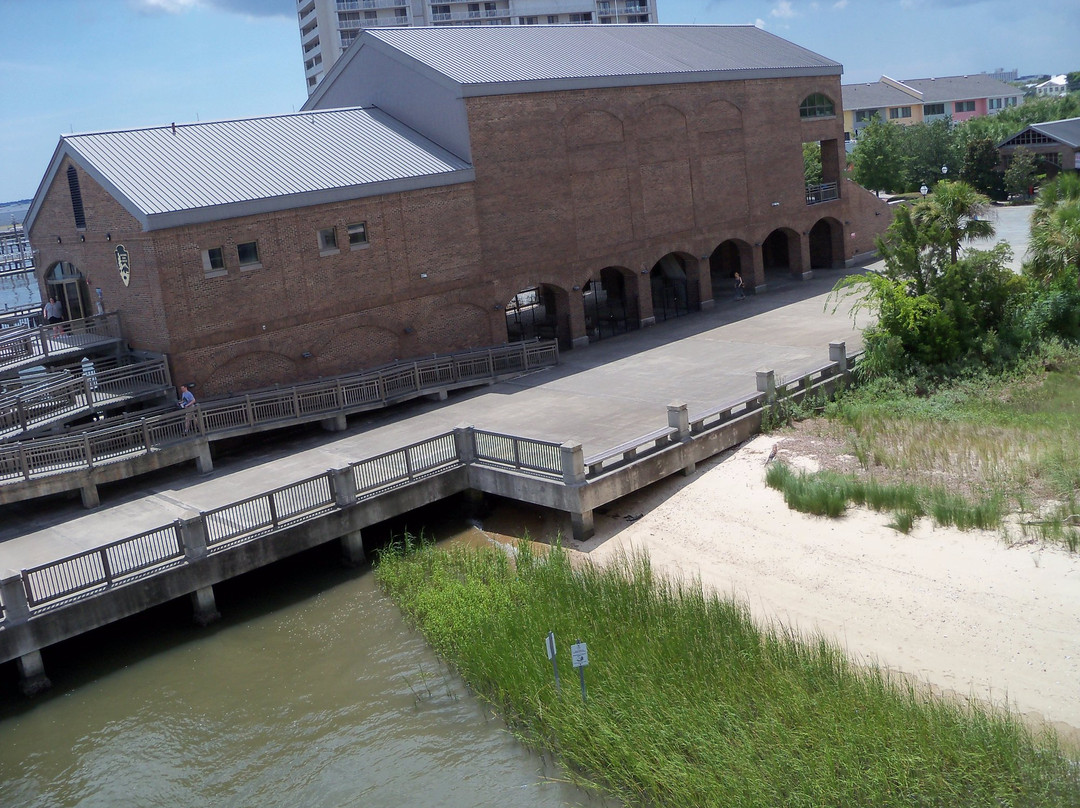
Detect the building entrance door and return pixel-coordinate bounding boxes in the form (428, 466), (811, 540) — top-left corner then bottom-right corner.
(46, 262), (92, 322)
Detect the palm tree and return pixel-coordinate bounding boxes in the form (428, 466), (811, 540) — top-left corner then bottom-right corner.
(1027, 200), (1080, 285)
(915, 180), (995, 264)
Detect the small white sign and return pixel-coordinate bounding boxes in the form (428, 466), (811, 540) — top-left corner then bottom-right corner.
(545, 631), (556, 660)
(571, 641), (589, 668)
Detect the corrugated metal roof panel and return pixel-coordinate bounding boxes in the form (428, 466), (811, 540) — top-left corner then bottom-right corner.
(62, 107), (471, 217)
(841, 81), (919, 110)
(903, 75), (1020, 103)
(366, 24), (840, 87)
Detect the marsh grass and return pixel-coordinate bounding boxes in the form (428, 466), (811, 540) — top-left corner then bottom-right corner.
(375, 539), (1079, 807)
(784, 347), (1080, 548)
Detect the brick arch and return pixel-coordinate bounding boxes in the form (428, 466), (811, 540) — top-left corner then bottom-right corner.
(413, 300), (493, 351)
(314, 324), (400, 375)
(563, 108), (625, 147)
(208, 351), (299, 396)
(634, 102), (688, 141)
(696, 98), (743, 131)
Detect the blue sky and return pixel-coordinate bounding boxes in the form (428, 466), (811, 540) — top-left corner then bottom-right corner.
(2, 0), (1076, 203)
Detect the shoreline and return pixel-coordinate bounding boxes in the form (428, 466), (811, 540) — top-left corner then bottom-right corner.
(543, 434), (1080, 744)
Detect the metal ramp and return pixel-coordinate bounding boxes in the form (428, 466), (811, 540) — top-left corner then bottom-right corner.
(0, 313), (124, 379)
(0, 355), (173, 441)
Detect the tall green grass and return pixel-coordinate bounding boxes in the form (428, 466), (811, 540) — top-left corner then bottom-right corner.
(791, 346), (1080, 548)
(375, 538), (1079, 807)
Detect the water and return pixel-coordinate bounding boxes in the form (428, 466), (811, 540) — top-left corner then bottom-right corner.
(0, 270), (39, 314)
(0, 521), (613, 808)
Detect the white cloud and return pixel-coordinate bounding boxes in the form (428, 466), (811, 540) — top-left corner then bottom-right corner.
(755, 17), (767, 28)
(771, 1), (798, 18)
(833, 0), (849, 8)
(131, 0), (201, 12)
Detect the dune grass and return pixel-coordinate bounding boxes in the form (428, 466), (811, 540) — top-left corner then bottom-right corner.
(375, 538), (1079, 807)
(769, 346), (1080, 548)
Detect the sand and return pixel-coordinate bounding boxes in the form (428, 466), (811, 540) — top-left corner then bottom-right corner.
(572, 434), (1080, 740)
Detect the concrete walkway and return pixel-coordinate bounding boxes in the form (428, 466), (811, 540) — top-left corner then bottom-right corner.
(0, 205), (1034, 573)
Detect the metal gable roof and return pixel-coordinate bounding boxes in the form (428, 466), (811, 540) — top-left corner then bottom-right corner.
(902, 74), (1020, 103)
(841, 81), (920, 111)
(34, 107), (473, 231)
(364, 24), (841, 91)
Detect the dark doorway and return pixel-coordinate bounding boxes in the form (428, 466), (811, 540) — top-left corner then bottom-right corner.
(649, 253), (697, 322)
(583, 267), (637, 342)
(45, 262), (92, 321)
(809, 218), (841, 270)
(505, 285), (570, 350)
(761, 230), (796, 278)
(709, 239), (751, 300)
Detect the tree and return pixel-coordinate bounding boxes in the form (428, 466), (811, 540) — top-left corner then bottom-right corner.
(802, 141), (823, 186)
(851, 117), (903, 195)
(958, 136), (1002, 199)
(915, 180), (996, 265)
(897, 118), (959, 194)
(1002, 146), (1039, 200)
(1026, 174), (1080, 285)
(1067, 71), (1080, 93)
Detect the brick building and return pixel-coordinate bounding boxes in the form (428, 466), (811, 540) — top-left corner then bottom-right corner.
(25, 25), (890, 396)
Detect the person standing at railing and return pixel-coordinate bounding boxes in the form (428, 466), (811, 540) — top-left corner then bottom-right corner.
(43, 297), (63, 336)
(178, 384), (196, 434)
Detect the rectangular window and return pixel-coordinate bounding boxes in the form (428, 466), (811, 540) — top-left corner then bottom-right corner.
(318, 227), (338, 253)
(202, 246), (226, 278)
(347, 222), (368, 247)
(889, 106), (911, 119)
(954, 100), (975, 113)
(237, 241), (261, 268)
(923, 103), (944, 116)
(548, 15), (558, 23)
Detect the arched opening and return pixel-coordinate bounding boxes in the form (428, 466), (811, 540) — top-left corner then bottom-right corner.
(809, 218), (843, 270)
(709, 239), (752, 300)
(45, 262), (92, 322)
(583, 266), (638, 342)
(505, 284), (571, 350)
(761, 229), (798, 279)
(649, 252), (698, 322)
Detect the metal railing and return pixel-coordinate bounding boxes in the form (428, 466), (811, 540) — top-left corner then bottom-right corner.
(0, 356), (171, 439)
(1, 345), (858, 622)
(0, 313), (123, 375)
(0, 340), (558, 487)
(806, 182), (839, 205)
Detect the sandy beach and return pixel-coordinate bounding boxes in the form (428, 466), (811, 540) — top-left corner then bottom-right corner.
(569, 434), (1080, 742)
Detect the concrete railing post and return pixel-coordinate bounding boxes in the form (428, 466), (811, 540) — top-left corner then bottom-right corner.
(454, 425), (476, 466)
(179, 512), (209, 562)
(756, 369), (777, 404)
(829, 341), (848, 375)
(560, 441), (593, 541)
(330, 466), (357, 509)
(667, 402), (695, 477)
(1, 570), (31, 626)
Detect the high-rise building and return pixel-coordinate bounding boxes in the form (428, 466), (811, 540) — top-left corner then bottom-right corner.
(297, 0), (658, 94)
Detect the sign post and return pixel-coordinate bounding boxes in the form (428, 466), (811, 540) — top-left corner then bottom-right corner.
(545, 631), (560, 692)
(570, 639), (589, 704)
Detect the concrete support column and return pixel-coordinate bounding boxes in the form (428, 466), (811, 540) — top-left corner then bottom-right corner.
(16, 650), (51, 696)
(340, 531), (366, 567)
(829, 341), (848, 375)
(695, 256), (714, 311)
(567, 288), (590, 350)
(756, 369), (777, 404)
(321, 413), (347, 432)
(796, 235), (813, 280)
(667, 402), (695, 476)
(190, 585), (220, 626)
(79, 477), (100, 509)
(570, 510), (594, 542)
(425, 389), (449, 402)
(194, 438), (213, 475)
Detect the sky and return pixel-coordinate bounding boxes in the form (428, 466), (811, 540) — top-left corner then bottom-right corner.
(2, 0), (1077, 204)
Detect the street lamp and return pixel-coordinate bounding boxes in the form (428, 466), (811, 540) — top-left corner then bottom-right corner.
(920, 184), (929, 198)
(941, 165), (948, 176)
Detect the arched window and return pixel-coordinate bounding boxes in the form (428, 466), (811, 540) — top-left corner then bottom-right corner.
(799, 93), (835, 119)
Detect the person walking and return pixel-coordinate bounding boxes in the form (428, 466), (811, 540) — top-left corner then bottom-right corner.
(43, 297), (64, 335)
(733, 271), (746, 300)
(178, 384), (197, 434)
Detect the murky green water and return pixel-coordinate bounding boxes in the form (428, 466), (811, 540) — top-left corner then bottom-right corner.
(0, 514), (612, 808)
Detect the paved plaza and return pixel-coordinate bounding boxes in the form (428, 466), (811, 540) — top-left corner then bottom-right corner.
(0, 205), (1033, 572)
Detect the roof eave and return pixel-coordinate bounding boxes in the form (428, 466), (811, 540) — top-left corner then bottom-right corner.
(459, 64), (843, 98)
(140, 167), (476, 231)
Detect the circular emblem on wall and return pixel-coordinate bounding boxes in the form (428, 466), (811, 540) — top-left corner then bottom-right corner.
(115, 245), (130, 287)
